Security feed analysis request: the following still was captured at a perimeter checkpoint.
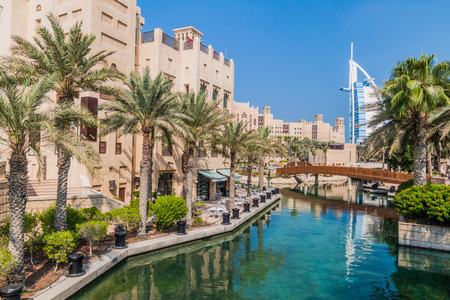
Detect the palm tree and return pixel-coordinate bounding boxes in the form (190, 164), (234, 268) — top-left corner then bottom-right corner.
(100, 68), (182, 236)
(311, 147), (317, 165)
(284, 136), (292, 156)
(249, 126), (285, 193)
(382, 54), (450, 185)
(0, 73), (54, 282)
(213, 122), (257, 211)
(3, 14), (123, 231)
(290, 143), (300, 165)
(321, 144), (329, 166)
(178, 92), (229, 226)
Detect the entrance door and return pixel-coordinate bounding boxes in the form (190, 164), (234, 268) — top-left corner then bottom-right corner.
(158, 173), (173, 195)
(196, 173), (210, 200)
(119, 187), (126, 202)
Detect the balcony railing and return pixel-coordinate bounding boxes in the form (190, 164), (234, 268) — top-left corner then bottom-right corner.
(162, 33), (180, 51)
(141, 31), (154, 43)
(224, 58), (231, 67)
(183, 40), (193, 50)
(200, 43), (209, 54)
(213, 52), (220, 61)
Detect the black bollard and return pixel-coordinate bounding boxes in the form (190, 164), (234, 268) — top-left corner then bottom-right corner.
(176, 220), (187, 235)
(252, 198), (259, 207)
(222, 212), (231, 225)
(231, 208), (240, 219)
(260, 194), (266, 203)
(266, 191), (272, 199)
(114, 230), (127, 249)
(67, 253), (86, 277)
(263, 186), (267, 191)
(1, 285), (23, 300)
(243, 202), (251, 213)
(275, 188), (280, 194)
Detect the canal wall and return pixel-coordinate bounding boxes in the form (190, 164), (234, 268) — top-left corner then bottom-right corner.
(33, 193), (282, 300)
(398, 217), (450, 252)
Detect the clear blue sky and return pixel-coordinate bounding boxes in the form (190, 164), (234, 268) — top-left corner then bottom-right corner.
(137, 0), (450, 124)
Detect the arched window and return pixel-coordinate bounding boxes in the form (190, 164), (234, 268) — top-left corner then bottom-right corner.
(110, 63), (117, 70)
(36, 5), (42, 11)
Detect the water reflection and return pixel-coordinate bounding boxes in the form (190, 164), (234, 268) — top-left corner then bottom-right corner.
(72, 196), (450, 300)
(293, 181), (391, 207)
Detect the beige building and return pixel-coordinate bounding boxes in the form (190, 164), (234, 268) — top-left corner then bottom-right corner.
(232, 102), (345, 144)
(0, 0), (236, 202)
(310, 143), (357, 166)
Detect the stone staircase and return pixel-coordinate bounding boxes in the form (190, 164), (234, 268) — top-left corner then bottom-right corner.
(27, 179), (82, 198)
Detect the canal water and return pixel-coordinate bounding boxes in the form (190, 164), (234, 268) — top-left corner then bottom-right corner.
(71, 185), (450, 299)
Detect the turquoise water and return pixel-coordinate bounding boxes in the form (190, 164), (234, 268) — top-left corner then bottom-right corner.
(72, 191), (450, 300)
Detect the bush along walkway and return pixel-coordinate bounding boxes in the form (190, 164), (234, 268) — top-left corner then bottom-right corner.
(32, 190), (282, 300)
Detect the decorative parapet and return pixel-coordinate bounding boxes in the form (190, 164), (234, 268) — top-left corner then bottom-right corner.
(398, 217), (450, 252)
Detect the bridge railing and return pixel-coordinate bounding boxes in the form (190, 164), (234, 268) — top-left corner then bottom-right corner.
(277, 165), (414, 184)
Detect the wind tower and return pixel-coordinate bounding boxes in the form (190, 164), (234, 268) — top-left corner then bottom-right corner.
(339, 43), (380, 144)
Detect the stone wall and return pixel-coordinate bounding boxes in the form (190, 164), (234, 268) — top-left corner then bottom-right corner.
(26, 194), (126, 215)
(398, 217), (450, 252)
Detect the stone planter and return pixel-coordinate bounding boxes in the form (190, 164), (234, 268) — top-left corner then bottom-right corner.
(398, 216), (450, 252)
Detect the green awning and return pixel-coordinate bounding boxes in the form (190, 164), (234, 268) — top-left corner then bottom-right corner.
(217, 169), (243, 179)
(198, 170), (227, 182)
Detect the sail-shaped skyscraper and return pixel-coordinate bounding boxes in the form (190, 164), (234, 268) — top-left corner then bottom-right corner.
(340, 43), (381, 144)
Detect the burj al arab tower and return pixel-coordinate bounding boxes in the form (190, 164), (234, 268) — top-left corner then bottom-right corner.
(339, 43), (381, 144)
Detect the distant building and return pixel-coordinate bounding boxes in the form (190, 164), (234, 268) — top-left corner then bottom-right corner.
(232, 103), (346, 144)
(340, 43), (381, 144)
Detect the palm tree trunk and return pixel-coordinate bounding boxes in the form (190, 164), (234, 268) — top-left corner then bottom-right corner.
(382, 151), (385, 170)
(55, 151), (71, 231)
(185, 140), (195, 226)
(8, 153), (28, 283)
(228, 150), (236, 212)
(54, 94), (74, 232)
(246, 155), (253, 197)
(414, 115), (427, 185)
(138, 130), (151, 236)
(258, 157), (264, 191)
(324, 151), (327, 166)
(427, 153), (433, 175)
(181, 152), (189, 199)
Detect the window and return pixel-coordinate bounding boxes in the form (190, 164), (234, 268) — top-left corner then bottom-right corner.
(185, 84), (189, 93)
(168, 58), (172, 69)
(146, 59), (150, 66)
(203, 64), (207, 74)
(200, 82), (208, 96)
(58, 13), (68, 23)
(36, 5), (41, 11)
(223, 93), (228, 109)
(212, 88), (218, 101)
(111, 63), (117, 70)
(216, 70), (219, 80)
(99, 141), (107, 154)
(162, 146), (172, 156)
(115, 143), (122, 154)
(80, 97), (98, 141)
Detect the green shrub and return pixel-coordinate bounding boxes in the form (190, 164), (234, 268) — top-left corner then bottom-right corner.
(133, 190), (140, 198)
(397, 180), (414, 193)
(0, 218), (9, 244)
(24, 213), (41, 267)
(79, 207), (104, 221)
(152, 195), (188, 232)
(105, 206), (140, 232)
(113, 196), (122, 201)
(0, 245), (17, 283)
(392, 183), (450, 226)
(43, 231), (78, 271)
(38, 204), (88, 235)
(77, 221), (108, 256)
(193, 217), (203, 227)
(432, 170), (440, 176)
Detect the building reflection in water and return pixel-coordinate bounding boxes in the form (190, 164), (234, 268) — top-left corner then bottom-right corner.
(72, 193), (449, 300)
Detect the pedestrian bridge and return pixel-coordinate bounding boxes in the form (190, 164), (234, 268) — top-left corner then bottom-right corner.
(276, 165), (414, 184)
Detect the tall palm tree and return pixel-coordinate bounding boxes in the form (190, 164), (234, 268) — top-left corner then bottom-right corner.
(311, 147), (317, 166)
(382, 54), (450, 185)
(241, 133), (262, 197)
(284, 136), (292, 156)
(321, 144), (329, 166)
(3, 14), (123, 231)
(0, 73), (54, 282)
(178, 92), (229, 226)
(100, 68), (182, 236)
(213, 122), (257, 211)
(290, 143), (300, 165)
